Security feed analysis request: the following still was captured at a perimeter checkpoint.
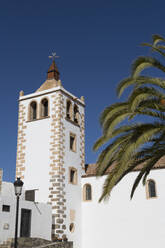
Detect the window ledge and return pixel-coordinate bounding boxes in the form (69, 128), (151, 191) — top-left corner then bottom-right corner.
(69, 182), (77, 185)
(146, 196), (158, 200)
(26, 116), (50, 123)
(69, 148), (77, 153)
(65, 117), (80, 127)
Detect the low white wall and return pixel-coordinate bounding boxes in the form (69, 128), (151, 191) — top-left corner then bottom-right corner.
(82, 169), (165, 248)
(0, 182), (52, 244)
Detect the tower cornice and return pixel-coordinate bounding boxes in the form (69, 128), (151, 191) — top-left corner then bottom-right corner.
(19, 86), (85, 107)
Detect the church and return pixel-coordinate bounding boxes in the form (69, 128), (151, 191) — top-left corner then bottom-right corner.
(1, 57), (165, 248)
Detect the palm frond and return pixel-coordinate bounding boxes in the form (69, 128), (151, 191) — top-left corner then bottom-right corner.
(100, 102), (128, 128)
(96, 133), (132, 174)
(128, 86), (164, 111)
(152, 34), (165, 46)
(142, 43), (165, 57)
(98, 166), (118, 202)
(130, 154), (163, 198)
(137, 109), (165, 120)
(103, 111), (130, 136)
(131, 56), (165, 78)
(156, 45), (165, 50)
(138, 98), (163, 111)
(117, 76), (165, 97)
(93, 123), (135, 151)
(142, 147), (165, 185)
(130, 160), (151, 199)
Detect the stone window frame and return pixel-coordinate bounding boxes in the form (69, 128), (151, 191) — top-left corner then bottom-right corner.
(83, 183), (92, 202)
(39, 97), (49, 118)
(69, 167), (77, 185)
(70, 209), (75, 222)
(28, 100), (38, 121)
(146, 179), (157, 199)
(66, 99), (73, 120)
(69, 132), (77, 152)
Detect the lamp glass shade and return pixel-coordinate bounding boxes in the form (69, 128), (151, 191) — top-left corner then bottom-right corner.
(14, 185), (22, 196)
(14, 178), (24, 196)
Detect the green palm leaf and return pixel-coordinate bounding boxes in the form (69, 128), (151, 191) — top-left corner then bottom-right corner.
(117, 76), (165, 97)
(131, 56), (165, 78)
(152, 34), (165, 46)
(128, 86), (164, 111)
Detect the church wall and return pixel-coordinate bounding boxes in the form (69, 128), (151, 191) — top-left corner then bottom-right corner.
(25, 118), (50, 202)
(82, 169), (165, 248)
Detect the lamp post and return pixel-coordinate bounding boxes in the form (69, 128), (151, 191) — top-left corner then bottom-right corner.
(13, 178), (24, 248)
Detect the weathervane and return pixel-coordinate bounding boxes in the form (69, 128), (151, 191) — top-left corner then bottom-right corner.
(48, 52), (59, 61)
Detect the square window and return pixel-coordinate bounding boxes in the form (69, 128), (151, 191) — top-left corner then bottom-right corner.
(25, 190), (35, 202)
(2, 205), (10, 212)
(70, 133), (76, 152)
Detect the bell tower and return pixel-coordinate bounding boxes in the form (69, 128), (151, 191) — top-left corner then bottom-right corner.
(16, 55), (85, 247)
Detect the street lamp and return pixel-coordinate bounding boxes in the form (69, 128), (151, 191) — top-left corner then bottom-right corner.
(13, 178), (24, 248)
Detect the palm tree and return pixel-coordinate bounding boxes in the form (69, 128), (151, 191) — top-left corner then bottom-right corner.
(94, 34), (165, 202)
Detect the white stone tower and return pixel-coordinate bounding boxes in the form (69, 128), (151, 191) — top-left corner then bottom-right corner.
(16, 57), (85, 247)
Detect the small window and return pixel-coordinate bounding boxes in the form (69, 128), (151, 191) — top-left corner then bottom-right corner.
(73, 105), (79, 124)
(25, 190), (35, 202)
(69, 223), (75, 233)
(66, 100), (72, 120)
(2, 205), (10, 212)
(41, 98), (48, 117)
(70, 133), (76, 152)
(29, 101), (37, 121)
(69, 168), (77, 185)
(83, 184), (92, 201)
(148, 180), (156, 197)
(146, 179), (157, 199)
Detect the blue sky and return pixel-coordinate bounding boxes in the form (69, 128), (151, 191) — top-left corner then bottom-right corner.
(0, 0), (165, 182)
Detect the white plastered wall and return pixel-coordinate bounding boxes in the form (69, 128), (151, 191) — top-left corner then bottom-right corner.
(19, 94), (53, 203)
(0, 182), (52, 244)
(82, 169), (165, 248)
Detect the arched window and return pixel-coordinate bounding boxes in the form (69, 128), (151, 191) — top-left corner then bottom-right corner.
(29, 101), (37, 121)
(73, 104), (79, 124)
(66, 100), (72, 120)
(41, 98), (48, 117)
(83, 184), (92, 201)
(147, 179), (157, 198)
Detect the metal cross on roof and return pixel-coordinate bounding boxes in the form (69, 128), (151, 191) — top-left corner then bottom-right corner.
(48, 52), (60, 61)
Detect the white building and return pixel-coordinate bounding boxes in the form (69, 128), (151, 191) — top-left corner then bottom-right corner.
(0, 169), (52, 244)
(82, 161), (165, 248)
(7, 58), (165, 248)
